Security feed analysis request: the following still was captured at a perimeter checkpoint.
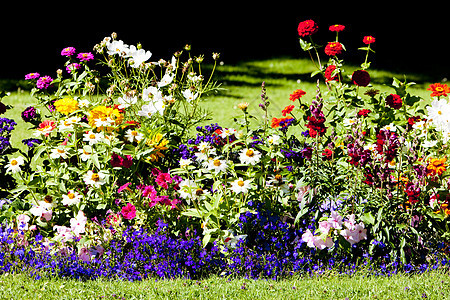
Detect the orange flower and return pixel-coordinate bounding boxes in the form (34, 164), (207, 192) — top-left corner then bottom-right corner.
(427, 83), (450, 98)
(282, 105), (295, 116)
(427, 157), (448, 176)
(289, 89), (306, 102)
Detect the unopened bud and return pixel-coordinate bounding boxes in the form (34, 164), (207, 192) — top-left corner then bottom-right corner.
(212, 52), (220, 60)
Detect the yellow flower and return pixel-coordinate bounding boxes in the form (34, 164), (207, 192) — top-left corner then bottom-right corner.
(88, 105), (123, 131)
(427, 157), (447, 176)
(146, 133), (169, 162)
(54, 97), (78, 115)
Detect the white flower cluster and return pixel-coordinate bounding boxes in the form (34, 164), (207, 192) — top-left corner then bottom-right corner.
(104, 39), (152, 68)
(426, 98), (450, 143)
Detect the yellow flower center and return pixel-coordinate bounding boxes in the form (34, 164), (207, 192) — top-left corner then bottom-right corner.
(213, 159), (221, 166)
(89, 134), (96, 139)
(275, 174), (283, 181)
(237, 180), (245, 187)
(131, 131), (138, 136)
(246, 149), (254, 157)
(438, 110), (442, 115)
(11, 159), (17, 166)
(68, 193), (75, 199)
(57, 149), (65, 154)
(91, 173), (100, 182)
(436, 87), (444, 92)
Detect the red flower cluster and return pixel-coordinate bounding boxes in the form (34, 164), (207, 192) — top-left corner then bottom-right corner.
(322, 148), (333, 160)
(289, 89), (306, 101)
(357, 109), (371, 117)
(297, 20), (318, 37)
(352, 70), (371, 87)
(375, 130), (399, 162)
(329, 24), (345, 32)
(363, 36), (376, 44)
(305, 115), (327, 138)
(385, 94), (402, 109)
(324, 65), (339, 82)
(324, 42), (343, 56)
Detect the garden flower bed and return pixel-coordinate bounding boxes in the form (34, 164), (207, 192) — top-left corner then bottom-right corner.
(0, 20), (449, 281)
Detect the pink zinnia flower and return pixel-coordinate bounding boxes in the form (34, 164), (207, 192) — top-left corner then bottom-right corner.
(61, 47), (76, 57)
(25, 72), (40, 80)
(155, 173), (172, 189)
(66, 63), (80, 73)
(121, 203), (136, 220)
(77, 52), (94, 62)
(36, 76), (53, 89)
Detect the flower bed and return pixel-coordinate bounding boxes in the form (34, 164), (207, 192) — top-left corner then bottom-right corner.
(1, 20), (450, 280)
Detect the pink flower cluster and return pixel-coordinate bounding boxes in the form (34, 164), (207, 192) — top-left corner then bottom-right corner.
(301, 212), (367, 250)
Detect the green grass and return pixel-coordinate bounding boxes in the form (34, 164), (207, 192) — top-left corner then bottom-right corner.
(2, 56), (439, 152)
(1, 270), (449, 299)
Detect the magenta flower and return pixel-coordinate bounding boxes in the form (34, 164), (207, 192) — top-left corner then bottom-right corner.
(66, 63), (81, 73)
(155, 173), (173, 189)
(118, 182), (131, 193)
(25, 72), (40, 80)
(121, 203), (136, 220)
(110, 154), (133, 168)
(139, 185), (157, 199)
(36, 76), (53, 89)
(61, 47), (76, 57)
(77, 52), (94, 62)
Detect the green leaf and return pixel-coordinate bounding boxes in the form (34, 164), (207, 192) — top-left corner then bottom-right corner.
(202, 233), (212, 248)
(360, 212), (375, 225)
(299, 38), (313, 51)
(182, 208), (202, 218)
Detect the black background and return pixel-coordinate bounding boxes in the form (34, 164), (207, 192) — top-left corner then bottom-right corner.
(2, 3), (448, 80)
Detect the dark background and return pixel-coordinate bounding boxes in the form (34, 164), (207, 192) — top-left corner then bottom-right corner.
(2, 4), (448, 80)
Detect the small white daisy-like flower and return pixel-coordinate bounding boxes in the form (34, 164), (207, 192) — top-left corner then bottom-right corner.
(343, 118), (357, 127)
(83, 131), (104, 145)
(50, 147), (69, 160)
(422, 140), (438, 148)
(230, 177), (253, 194)
(78, 147), (92, 161)
(124, 129), (144, 143)
(117, 95), (137, 109)
(5, 156), (24, 173)
(207, 158), (228, 173)
(239, 148), (262, 165)
(179, 158), (192, 168)
(78, 99), (90, 108)
(219, 128), (237, 139)
(83, 170), (106, 188)
(62, 190), (83, 206)
(382, 123), (397, 132)
(267, 134), (281, 146)
(181, 89), (198, 103)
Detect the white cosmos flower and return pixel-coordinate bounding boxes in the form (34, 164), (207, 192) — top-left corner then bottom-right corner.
(158, 73), (174, 88)
(182, 89), (198, 102)
(117, 95), (137, 109)
(78, 99), (90, 108)
(83, 170), (106, 187)
(106, 40), (129, 56)
(137, 104), (158, 118)
(178, 179), (198, 199)
(142, 86), (161, 102)
(5, 156), (24, 173)
(239, 148), (262, 165)
(230, 177), (253, 194)
(128, 48), (152, 68)
(78, 147), (92, 161)
(267, 134), (281, 145)
(50, 147), (69, 159)
(124, 129), (144, 143)
(207, 158), (228, 173)
(83, 131), (104, 145)
(62, 190), (83, 206)
(427, 99), (450, 131)
(219, 128), (237, 138)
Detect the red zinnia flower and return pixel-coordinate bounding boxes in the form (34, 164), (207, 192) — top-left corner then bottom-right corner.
(357, 109), (371, 117)
(427, 83), (450, 97)
(352, 70), (371, 87)
(363, 36), (376, 44)
(324, 42), (343, 56)
(282, 105), (295, 116)
(297, 20), (318, 37)
(289, 89), (306, 102)
(329, 24), (345, 32)
(385, 94), (403, 109)
(324, 65), (339, 82)
(322, 148), (333, 160)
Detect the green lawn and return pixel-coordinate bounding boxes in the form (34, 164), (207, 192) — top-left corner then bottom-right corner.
(2, 56), (439, 153)
(1, 270), (449, 299)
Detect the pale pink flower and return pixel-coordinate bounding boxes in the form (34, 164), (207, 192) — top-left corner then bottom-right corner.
(301, 229), (315, 248)
(17, 214), (30, 231)
(328, 211), (343, 229)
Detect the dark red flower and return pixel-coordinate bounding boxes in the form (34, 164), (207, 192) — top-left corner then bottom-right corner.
(352, 70), (371, 87)
(385, 94), (403, 109)
(324, 42), (343, 56)
(305, 115), (327, 137)
(297, 20), (318, 37)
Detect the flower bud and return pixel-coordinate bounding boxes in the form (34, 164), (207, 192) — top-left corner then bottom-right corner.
(184, 44), (191, 51)
(212, 52), (220, 60)
(111, 32), (117, 39)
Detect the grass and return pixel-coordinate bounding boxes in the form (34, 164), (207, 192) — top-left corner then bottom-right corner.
(0, 270), (449, 299)
(2, 56), (439, 152)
